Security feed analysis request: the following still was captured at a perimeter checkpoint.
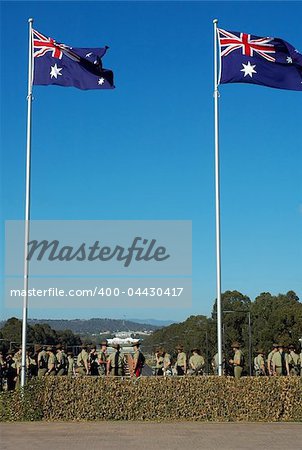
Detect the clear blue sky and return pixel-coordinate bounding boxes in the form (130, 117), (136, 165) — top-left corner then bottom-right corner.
(1, 1), (301, 322)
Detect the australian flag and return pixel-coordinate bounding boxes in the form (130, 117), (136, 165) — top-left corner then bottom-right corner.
(33, 29), (114, 90)
(218, 28), (302, 91)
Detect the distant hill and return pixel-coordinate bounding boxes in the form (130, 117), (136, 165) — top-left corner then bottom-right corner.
(128, 318), (176, 327)
(26, 318), (159, 335)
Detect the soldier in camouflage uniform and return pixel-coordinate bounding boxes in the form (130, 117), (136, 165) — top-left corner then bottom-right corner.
(56, 344), (68, 376)
(13, 348), (22, 388)
(98, 340), (108, 376)
(67, 352), (75, 377)
(154, 348), (165, 376)
(288, 344), (300, 376)
(175, 345), (187, 376)
(229, 342), (244, 379)
(107, 344), (125, 376)
(267, 343), (278, 376)
(76, 345), (89, 376)
(188, 348), (205, 376)
(254, 349), (266, 376)
(37, 346), (48, 378)
(272, 343), (289, 376)
(45, 346), (57, 376)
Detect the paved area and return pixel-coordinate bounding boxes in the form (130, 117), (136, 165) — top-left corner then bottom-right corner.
(1, 422), (302, 450)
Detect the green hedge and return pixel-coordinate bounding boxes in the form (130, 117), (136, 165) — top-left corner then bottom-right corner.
(1, 376), (301, 422)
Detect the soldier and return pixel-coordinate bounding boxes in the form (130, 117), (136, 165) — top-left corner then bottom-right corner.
(163, 349), (172, 376)
(272, 343), (289, 376)
(76, 344), (89, 376)
(229, 342), (244, 379)
(267, 343), (278, 376)
(288, 344), (300, 376)
(45, 346), (57, 376)
(89, 345), (99, 376)
(131, 341), (145, 377)
(98, 340), (108, 376)
(154, 348), (164, 376)
(5, 352), (16, 390)
(107, 344), (125, 376)
(254, 349), (266, 376)
(212, 352), (219, 375)
(26, 350), (37, 378)
(188, 348), (205, 376)
(13, 348), (22, 388)
(37, 346), (48, 378)
(56, 344), (68, 376)
(175, 345), (187, 376)
(67, 352), (75, 377)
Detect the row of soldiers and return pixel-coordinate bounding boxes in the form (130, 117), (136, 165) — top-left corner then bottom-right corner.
(154, 341), (302, 379)
(253, 343), (301, 377)
(211, 341), (302, 379)
(1, 340), (301, 390)
(0, 340), (146, 390)
(154, 345), (205, 376)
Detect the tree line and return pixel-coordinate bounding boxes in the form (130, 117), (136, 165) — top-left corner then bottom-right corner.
(0, 318), (82, 352)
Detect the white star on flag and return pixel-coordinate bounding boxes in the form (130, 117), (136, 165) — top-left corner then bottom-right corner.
(240, 61), (257, 78)
(98, 77), (105, 85)
(50, 64), (63, 79)
(286, 56), (293, 64)
(86, 52), (92, 57)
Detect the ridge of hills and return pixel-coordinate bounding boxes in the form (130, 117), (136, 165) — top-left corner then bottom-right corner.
(24, 318), (160, 335)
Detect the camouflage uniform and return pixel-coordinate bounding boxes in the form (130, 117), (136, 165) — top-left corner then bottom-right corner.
(107, 345), (125, 376)
(188, 349), (205, 376)
(229, 342), (243, 379)
(76, 347), (89, 376)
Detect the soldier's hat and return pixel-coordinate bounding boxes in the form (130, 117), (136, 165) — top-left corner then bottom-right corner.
(56, 343), (62, 350)
(288, 344), (295, 350)
(111, 343), (121, 350)
(100, 339), (108, 346)
(46, 346), (53, 351)
(272, 343), (278, 348)
(277, 343), (284, 347)
(191, 347), (200, 354)
(67, 351), (74, 356)
(232, 341), (240, 348)
(36, 345), (42, 352)
(176, 345), (183, 351)
(257, 348), (264, 354)
(131, 341), (141, 347)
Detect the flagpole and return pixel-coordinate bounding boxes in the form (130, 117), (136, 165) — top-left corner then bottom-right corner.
(213, 19), (223, 376)
(21, 17), (34, 388)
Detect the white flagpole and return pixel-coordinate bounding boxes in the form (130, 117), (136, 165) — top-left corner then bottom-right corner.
(213, 19), (223, 376)
(21, 18), (34, 388)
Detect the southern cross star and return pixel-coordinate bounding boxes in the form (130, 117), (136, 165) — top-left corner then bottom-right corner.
(286, 56), (293, 64)
(50, 64), (63, 79)
(98, 77), (105, 85)
(240, 61), (257, 78)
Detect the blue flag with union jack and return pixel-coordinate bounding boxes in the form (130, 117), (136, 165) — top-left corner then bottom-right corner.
(33, 29), (114, 90)
(218, 28), (302, 91)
